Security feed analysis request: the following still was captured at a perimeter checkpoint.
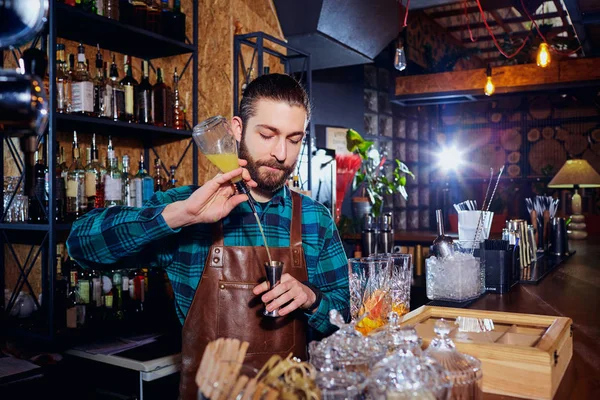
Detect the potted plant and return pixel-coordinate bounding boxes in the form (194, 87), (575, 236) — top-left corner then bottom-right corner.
(346, 129), (414, 219)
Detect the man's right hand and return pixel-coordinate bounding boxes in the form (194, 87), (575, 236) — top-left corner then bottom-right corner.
(162, 160), (257, 229)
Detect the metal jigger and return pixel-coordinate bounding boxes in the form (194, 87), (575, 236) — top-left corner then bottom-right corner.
(263, 261), (284, 317)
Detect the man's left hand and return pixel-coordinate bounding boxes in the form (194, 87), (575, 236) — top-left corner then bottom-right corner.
(252, 273), (316, 316)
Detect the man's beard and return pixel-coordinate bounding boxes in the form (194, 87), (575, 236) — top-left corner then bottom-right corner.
(238, 138), (297, 193)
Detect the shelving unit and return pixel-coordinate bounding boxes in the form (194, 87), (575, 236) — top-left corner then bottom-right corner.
(233, 32), (314, 192)
(0, 0), (199, 341)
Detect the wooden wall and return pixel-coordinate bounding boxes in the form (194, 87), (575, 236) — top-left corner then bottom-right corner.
(3, 0), (285, 299)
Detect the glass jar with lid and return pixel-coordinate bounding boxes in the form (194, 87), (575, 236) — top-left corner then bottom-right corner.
(309, 310), (387, 376)
(425, 319), (483, 399)
(369, 312), (423, 356)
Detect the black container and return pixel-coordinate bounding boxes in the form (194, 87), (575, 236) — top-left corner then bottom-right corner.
(481, 240), (517, 294)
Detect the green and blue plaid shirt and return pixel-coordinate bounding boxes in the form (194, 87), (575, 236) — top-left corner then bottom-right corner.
(66, 185), (350, 335)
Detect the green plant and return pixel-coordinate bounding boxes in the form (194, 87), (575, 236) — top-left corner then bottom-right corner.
(346, 129), (414, 217)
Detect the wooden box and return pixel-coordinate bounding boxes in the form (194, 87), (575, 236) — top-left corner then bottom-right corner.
(400, 306), (573, 399)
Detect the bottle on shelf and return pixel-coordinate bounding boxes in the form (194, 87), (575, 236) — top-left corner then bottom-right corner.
(120, 55), (138, 123)
(153, 158), (164, 192)
(131, 0), (148, 30)
(102, 270), (115, 320)
(112, 270), (124, 320)
(80, 0), (98, 14)
(56, 43), (71, 113)
(104, 137), (123, 208)
(132, 154), (154, 207)
(172, 67), (184, 130)
(166, 165), (177, 189)
(59, 146), (69, 186)
(122, 154), (135, 206)
(66, 131), (87, 221)
(171, 0), (186, 41)
(65, 256), (79, 329)
(104, 0), (119, 20)
(147, 0), (161, 34)
(93, 45), (107, 118)
(137, 60), (153, 125)
(152, 67), (169, 127)
(108, 54), (125, 121)
(55, 243), (69, 332)
(71, 43), (95, 116)
(85, 134), (106, 211)
(28, 145), (48, 223)
(55, 141), (67, 222)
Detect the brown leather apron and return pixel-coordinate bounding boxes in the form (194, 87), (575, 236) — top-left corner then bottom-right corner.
(179, 191), (308, 399)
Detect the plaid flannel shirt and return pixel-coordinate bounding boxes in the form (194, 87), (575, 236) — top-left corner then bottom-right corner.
(66, 185), (350, 335)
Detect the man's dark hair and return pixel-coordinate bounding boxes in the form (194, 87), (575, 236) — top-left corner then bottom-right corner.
(239, 73), (311, 133)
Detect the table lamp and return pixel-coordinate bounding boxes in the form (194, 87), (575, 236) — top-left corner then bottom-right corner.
(548, 159), (600, 239)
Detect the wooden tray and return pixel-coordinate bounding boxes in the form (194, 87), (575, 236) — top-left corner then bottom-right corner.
(400, 306), (572, 399)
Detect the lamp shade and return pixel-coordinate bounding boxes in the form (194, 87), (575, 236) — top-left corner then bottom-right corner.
(548, 159), (600, 188)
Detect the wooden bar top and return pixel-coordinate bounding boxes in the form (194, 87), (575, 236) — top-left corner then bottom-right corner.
(471, 239), (600, 399)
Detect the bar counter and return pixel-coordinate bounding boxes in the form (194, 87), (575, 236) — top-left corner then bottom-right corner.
(468, 239), (600, 399)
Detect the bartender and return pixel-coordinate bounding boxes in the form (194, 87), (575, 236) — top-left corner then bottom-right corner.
(66, 73), (350, 399)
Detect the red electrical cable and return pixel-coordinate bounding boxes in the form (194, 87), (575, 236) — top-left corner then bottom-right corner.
(474, 0), (530, 59)
(519, 0), (582, 56)
(399, 0), (411, 28)
(464, 0), (477, 42)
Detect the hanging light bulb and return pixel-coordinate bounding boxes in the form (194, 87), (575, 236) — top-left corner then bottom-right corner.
(537, 42), (551, 68)
(484, 64), (495, 96)
(394, 41), (407, 71)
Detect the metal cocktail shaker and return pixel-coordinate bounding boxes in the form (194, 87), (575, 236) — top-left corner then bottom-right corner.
(362, 213), (379, 256)
(550, 217), (569, 256)
(379, 212), (394, 254)
(263, 261), (284, 317)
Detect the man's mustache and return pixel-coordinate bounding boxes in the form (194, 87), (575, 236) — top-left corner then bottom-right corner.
(255, 161), (288, 171)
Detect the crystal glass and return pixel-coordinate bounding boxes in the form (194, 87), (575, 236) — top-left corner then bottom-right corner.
(426, 242), (484, 302)
(309, 310), (386, 376)
(348, 257), (392, 335)
(425, 320), (483, 399)
(316, 369), (366, 400)
(367, 353), (452, 400)
(368, 253), (412, 317)
(369, 312), (423, 356)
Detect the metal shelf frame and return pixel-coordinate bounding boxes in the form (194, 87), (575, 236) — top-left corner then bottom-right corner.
(0, 0), (199, 341)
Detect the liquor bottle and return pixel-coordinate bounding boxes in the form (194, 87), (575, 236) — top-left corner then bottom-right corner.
(146, 0), (161, 34)
(55, 141), (67, 222)
(59, 146), (69, 186)
(71, 43), (94, 115)
(65, 256), (79, 329)
(131, 0), (148, 30)
(132, 154), (153, 206)
(112, 270), (124, 320)
(104, 138), (123, 207)
(66, 131), (87, 221)
(80, 0), (97, 14)
(137, 60), (153, 124)
(96, 0), (104, 16)
(56, 44), (71, 113)
(152, 67), (169, 127)
(153, 158), (164, 192)
(172, 67), (184, 130)
(100, 61), (112, 118)
(108, 55), (125, 121)
(170, 0), (186, 42)
(120, 55), (138, 123)
(102, 271), (115, 319)
(121, 270), (131, 321)
(85, 134), (106, 211)
(29, 147), (48, 223)
(104, 0), (119, 19)
(55, 243), (69, 331)
(122, 155), (135, 206)
(166, 165), (177, 189)
(93, 45), (107, 117)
